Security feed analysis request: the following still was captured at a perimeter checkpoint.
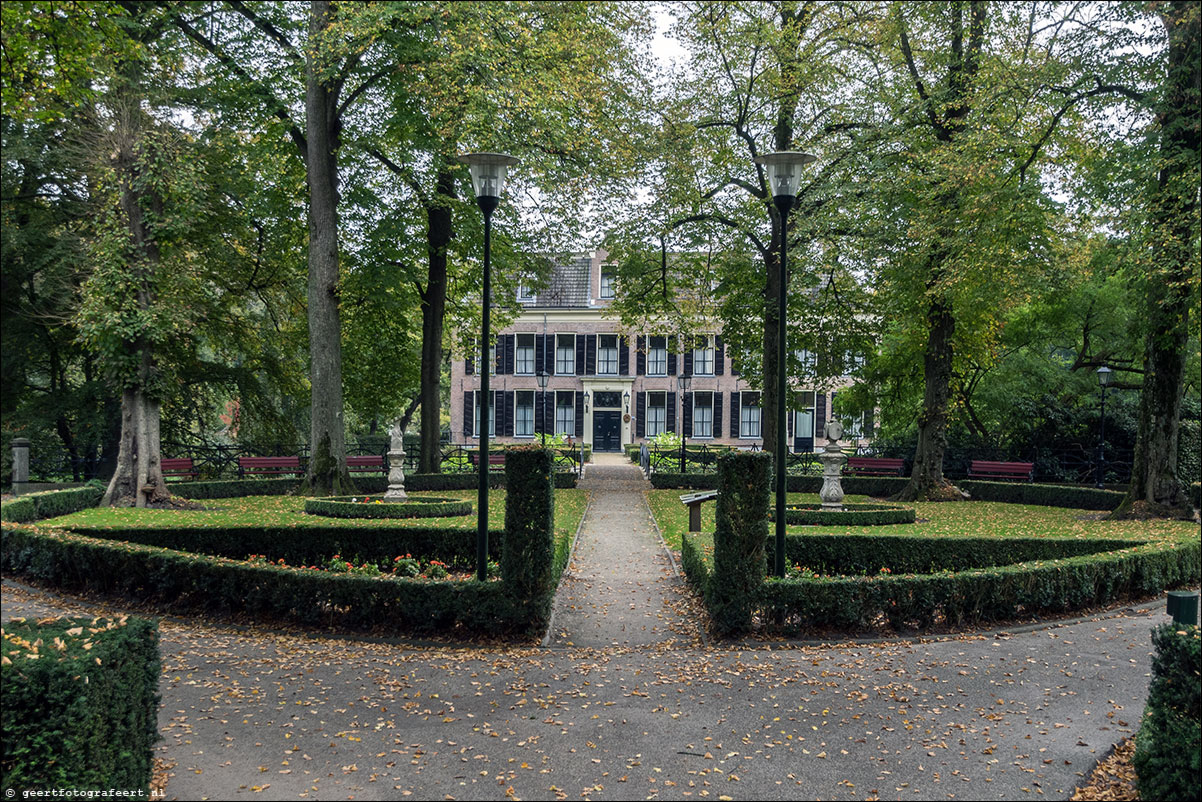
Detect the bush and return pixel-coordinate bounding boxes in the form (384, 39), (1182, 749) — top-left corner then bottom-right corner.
(170, 472), (576, 499)
(1134, 624), (1201, 801)
(503, 446), (557, 628)
(960, 480), (1125, 510)
(61, 523), (503, 567)
(772, 503), (916, 526)
(172, 477), (300, 499)
(303, 496), (471, 519)
(1190, 482), (1200, 509)
(1, 616), (160, 795)
(0, 485), (102, 523)
(709, 452), (772, 635)
(650, 472), (910, 497)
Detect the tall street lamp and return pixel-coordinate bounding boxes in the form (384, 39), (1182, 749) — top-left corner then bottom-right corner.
(461, 152), (520, 582)
(678, 371), (692, 472)
(1096, 366), (1113, 489)
(536, 369), (549, 446)
(755, 150), (816, 578)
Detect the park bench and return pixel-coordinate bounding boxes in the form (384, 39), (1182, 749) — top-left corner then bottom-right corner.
(846, 456), (905, 476)
(968, 460), (1034, 482)
(346, 455), (386, 473)
(161, 457), (198, 481)
(469, 452), (507, 471)
(680, 490), (719, 533)
(238, 456), (303, 478)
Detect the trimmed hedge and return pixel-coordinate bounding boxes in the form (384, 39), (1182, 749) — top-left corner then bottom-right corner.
(1191, 482), (1200, 508)
(649, 472), (910, 497)
(0, 485), (103, 523)
(759, 540), (1200, 632)
(1, 616), (160, 795)
(60, 523), (503, 567)
(1134, 624), (1201, 801)
(503, 446), (557, 628)
(170, 472), (577, 499)
(710, 452), (772, 635)
(960, 480), (1125, 510)
(772, 503), (916, 526)
(304, 496), (470, 519)
(681, 529), (1200, 635)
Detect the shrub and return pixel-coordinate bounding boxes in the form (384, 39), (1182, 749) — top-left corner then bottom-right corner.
(303, 496), (471, 519)
(709, 451), (772, 635)
(503, 446), (556, 628)
(1, 616), (160, 795)
(772, 503), (916, 526)
(1134, 624), (1201, 801)
(649, 472), (910, 497)
(172, 477), (300, 499)
(960, 480), (1124, 510)
(0, 485), (103, 523)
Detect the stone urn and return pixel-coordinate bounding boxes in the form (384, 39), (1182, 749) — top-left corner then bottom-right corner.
(818, 420), (847, 511)
(383, 421), (408, 501)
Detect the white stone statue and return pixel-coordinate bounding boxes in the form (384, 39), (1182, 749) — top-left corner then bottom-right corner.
(384, 420), (408, 500)
(819, 419), (846, 510)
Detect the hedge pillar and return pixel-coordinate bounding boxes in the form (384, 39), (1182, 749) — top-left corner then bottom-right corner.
(711, 451), (772, 635)
(503, 445), (556, 628)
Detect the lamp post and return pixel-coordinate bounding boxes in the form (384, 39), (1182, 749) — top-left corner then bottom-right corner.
(755, 150), (816, 578)
(461, 152), (520, 582)
(536, 369), (549, 446)
(677, 372), (692, 473)
(1096, 366), (1113, 489)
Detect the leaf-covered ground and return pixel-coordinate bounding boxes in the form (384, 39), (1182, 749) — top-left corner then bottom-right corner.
(41, 488), (589, 542)
(646, 490), (1195, 552)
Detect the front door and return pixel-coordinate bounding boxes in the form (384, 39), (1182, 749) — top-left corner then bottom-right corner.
(593, 411), (621, 452)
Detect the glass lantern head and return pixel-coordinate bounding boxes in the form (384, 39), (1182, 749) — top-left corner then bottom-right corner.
(754, 151), (817, 200)
(459, 152), (520, 200)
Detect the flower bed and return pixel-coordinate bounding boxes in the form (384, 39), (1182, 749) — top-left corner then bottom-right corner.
(303, 495), (471, 519)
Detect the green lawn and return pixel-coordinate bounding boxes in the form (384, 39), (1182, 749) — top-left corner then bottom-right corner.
(647, 489), (1196, 551)
(45, 488), (589, 543)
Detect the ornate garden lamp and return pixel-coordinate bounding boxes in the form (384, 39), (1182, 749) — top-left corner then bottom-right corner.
(677, 371), (692, 472)
(754, 150), (816, 578)
(461, 152), (520, 582)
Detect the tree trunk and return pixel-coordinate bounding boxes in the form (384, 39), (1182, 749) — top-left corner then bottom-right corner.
(302, 0), (353, 496)
(894, 296), (962, 501)
(419, 169), (455, 474)
(1112, 2), (1198, 520)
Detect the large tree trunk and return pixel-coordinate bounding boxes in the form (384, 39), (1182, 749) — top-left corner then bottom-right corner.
(894, 296), (962, 502)
(101, 99), (169, 507)
(418, 169), (456, 474)
(1112, 2), (1198, 520)
(302, 0), (354, 496)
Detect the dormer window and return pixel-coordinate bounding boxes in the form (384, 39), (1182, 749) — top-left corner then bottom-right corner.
(517, 283), (536, 302)
(600, 267), (616, 300)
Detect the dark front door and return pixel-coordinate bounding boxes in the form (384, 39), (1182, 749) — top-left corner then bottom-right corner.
(593, 411), (621, 452)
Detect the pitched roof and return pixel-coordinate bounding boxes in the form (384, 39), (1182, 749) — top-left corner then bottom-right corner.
(521, 253), (593, 309)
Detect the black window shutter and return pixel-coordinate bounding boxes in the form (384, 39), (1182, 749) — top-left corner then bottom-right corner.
(683, 349), (693, 376)
(535, 334), (546, 375)
(619, 336), (630, 376)
(667, 392), (676, 433)
(636, 392), (646, 438)
(574, 392), (584, 438)
(502, 391), (513, 436)
(713, 392), (723, 439)
(503, 335), (515, 375)
(715, 336), (725, 375)
(636, 335), (645, 376)
(683, 392), (693, 437)
(465, 349), (474, 375)
(668, 336), (677, 375)
(535, 391), (546, 436)
(574, 336), (584, 375)
(730, 392), (740, 438)
(463, 391), (474, 438)
(584, 334), (596, 375)
(816, 392), (827, 431)
(787, 405), (794, 439)
(864, 409), (875, 438)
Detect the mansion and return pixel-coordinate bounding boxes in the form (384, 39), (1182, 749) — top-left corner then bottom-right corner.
(449, 250), (869, 454)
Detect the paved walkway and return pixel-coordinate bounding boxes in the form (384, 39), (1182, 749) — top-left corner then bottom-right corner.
(1, 468), (1184, 801)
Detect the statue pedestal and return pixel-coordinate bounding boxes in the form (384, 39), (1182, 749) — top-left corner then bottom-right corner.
(383, 424), (408, 501)
(819, 445), (846, 510)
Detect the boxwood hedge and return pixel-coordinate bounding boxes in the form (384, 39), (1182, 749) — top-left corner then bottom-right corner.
(960, 480), (1125, 510)
(303, 496), (471, 519)
(1, 616), (160, 795)
(169, 471), (577, 500)
(1134, 624), (1201, 801)
(0, 485), (103, 523)
(771, 504), (916, 526)
(650, 472), (910, 497)
(681, 530), (1200, 634)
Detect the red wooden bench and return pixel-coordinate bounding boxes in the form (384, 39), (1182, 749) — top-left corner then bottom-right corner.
(161, 457), (199, 481)
(968, 460), (1034, 482)
(238, 456), (303, 478)
(346, 455), (386, 473)
(469, 452), (507, 471)
(846, 456), (905, 476)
